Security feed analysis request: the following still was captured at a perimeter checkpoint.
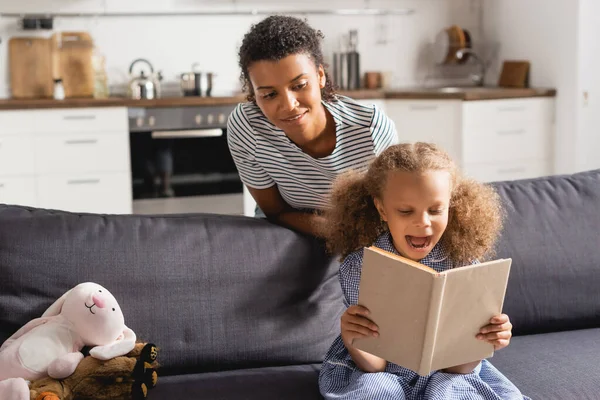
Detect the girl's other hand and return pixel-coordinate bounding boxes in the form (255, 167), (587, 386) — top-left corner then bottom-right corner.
(477, 313), (512, 351)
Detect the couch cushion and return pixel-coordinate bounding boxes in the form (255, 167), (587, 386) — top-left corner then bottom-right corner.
(490, 328), (600, 400)
(492, 169), (600, 335)
(150, 364), (321, 400)
(0, 206), (345, 375)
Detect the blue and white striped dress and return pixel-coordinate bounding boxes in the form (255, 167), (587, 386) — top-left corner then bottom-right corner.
(227, 96), (398, 211)
(319, 231), (530, 400)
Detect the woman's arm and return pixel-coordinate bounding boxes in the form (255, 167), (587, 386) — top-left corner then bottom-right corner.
(248, 186), (326, 237)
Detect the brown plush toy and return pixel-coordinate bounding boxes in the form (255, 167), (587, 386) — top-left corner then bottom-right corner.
(29, 343), (159, 400)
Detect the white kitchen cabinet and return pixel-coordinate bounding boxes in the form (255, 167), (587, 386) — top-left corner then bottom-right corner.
(0, 176), (36, 207)
(0, 107), (132, 214)
(36, 173), (131, 214)
(385, 100), (462, 162)
(385, 97), (555, 182)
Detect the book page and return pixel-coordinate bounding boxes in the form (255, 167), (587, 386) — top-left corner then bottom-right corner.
(354, 247), (436, 372)
(430, 259), (512, 372)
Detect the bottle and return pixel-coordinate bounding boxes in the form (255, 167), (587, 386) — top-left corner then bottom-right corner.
(53, 78), (65, 100)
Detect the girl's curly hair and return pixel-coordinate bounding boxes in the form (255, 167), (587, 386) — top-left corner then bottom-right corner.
(322, 143), (504, 265)
(237, 15), (336, 103)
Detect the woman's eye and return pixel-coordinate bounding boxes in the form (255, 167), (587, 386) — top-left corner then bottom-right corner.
(398, 210), (412, 215)
(262, 92), (276, 99)
(429, 209), (444, 215)
(294, 82), (308, 90)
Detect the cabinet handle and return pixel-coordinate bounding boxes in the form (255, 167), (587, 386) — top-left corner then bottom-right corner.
(64, 139), (98, 145)
(409, 104), (439, 111)
(497, 167), (526, 174)
(496, 129), (525, 136)
(67, 179), (100, 185)
(63, 115), (97, 121)
(497, 106), (525, 112)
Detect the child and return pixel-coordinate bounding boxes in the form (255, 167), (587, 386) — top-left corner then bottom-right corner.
(318, 143), (529, 399)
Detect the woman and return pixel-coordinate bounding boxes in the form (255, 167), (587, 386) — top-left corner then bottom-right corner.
(227, 15), (398, 237)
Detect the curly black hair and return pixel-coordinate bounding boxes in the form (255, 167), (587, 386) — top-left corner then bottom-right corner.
(238, 15), (336, 103)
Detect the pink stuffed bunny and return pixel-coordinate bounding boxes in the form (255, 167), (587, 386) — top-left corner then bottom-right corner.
(0, 282), (136, 399)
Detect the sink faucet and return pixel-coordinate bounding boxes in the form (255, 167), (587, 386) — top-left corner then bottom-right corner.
(456, 48), (486, 87)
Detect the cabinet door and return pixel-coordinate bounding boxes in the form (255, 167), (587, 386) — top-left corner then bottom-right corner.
(463, 160), (552, 182)
(462, 98), (554, 165)
(31, 107), (128, 134)
(0, 135), (35, 176)
(34, 132), (130, 174)
(0, 176), (36, 207)
(385, 100), (462, 162)
(36, 173), (132, 214)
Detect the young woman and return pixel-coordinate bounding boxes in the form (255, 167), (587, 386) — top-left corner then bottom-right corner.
(227, 15), (398, 237)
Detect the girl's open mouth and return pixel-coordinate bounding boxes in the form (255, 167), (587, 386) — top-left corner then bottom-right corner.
(406, 235), (432, 250)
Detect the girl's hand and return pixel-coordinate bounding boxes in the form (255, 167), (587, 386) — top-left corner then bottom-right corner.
(477, 314), (512, 351)
(341, 305), (379, 348)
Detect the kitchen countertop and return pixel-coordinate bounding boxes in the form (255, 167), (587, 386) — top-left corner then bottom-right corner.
(0, 87), (556, 110)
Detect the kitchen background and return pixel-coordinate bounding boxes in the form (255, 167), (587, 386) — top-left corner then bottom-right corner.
(0, 0), (483, 96)
(0, 0), (598, 217)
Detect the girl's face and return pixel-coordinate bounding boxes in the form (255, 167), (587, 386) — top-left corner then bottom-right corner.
(374, 170), (452, 261)
(248, 53), (327, 146)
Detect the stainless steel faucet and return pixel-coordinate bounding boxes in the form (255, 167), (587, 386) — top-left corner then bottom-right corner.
(456, 48), (486, 87)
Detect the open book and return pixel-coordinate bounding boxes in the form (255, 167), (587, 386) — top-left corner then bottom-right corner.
(353, 246), (512, 376)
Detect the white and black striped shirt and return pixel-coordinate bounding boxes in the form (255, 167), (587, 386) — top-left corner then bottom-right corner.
(227, 95), (398, 210)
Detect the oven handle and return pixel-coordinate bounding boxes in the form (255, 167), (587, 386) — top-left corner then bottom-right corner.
(151, 129), (223, 139)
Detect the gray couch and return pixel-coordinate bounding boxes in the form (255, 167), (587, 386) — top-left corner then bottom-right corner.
(1, 169), (599, 400)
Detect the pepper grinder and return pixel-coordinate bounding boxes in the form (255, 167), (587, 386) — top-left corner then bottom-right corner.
(347, 30), (361, 90)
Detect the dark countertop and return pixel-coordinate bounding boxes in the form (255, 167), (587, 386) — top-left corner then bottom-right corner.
(0, 88), (556, 110)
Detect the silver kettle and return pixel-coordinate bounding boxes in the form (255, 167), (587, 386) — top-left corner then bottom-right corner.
(128, 59), (162, 100)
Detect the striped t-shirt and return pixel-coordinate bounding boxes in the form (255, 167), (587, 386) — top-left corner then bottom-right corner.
(226, 95), (398, 210)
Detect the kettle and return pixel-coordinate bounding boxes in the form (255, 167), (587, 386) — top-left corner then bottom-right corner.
(128, 58), (162, 100)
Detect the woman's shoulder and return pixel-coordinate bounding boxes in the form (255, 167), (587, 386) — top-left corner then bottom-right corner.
(326, 95), (378, 128)
(229, 101), (264, 124)
(227, 101), (272, 141)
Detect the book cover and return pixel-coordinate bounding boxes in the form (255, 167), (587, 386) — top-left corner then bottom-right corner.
(353, 246), (512, 376)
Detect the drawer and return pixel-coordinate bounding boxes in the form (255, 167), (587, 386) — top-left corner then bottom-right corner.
(0, 176), (36, 207)
(462, 124), (552, 164)
(0, 111), (34, 135)
(0, 135), (35, 176)
(386, 100), (462, 161)
(36, 172), (132, 214)
(31, 107), (128, 134)
(34, 132), (130, 174)
(463, 160), (552, 183)
(463, 98), (554, 131)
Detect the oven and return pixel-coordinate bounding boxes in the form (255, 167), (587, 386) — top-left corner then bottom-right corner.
(128, 104), (244, 215)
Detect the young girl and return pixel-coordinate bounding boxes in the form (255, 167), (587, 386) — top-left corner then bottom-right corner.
(318, 143), (529, 399)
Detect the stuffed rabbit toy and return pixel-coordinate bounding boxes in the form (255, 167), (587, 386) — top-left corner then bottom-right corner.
(0, 282), (136, 400)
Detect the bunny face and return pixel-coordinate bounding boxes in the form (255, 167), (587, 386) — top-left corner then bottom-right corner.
(60, 283), (126, 346)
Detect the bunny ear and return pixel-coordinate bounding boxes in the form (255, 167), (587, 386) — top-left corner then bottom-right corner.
(42, 288), (72, 317)
(88, 326), (136, 360)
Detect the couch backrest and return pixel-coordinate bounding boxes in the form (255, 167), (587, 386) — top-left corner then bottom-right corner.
(0, 208), (344, 375)
(492, 169), (600, 335)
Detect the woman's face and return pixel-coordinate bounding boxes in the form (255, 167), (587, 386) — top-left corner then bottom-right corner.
(248, 53), (327, 145)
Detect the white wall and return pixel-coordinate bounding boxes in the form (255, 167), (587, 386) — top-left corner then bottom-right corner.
(0, 0), (482, 98)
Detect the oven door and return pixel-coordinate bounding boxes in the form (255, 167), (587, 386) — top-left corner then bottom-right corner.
(130, 127), (243, 214)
